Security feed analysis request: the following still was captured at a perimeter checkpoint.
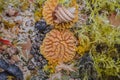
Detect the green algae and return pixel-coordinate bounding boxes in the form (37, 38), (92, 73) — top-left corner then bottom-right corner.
(76, 0), (120, 79)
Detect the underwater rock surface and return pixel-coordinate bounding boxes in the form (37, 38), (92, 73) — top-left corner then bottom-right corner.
(0, 0), (120, 80)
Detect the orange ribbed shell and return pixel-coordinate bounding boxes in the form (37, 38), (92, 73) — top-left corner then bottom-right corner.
(42, 0), (78, 29)
(40, 29), (76, 64)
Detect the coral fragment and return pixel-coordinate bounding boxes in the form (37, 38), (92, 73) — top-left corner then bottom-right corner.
(40, 29), (76, 65)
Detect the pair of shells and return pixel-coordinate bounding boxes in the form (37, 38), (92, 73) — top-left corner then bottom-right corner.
(53, 5), (76, 24)
(43, 0), (78, 29)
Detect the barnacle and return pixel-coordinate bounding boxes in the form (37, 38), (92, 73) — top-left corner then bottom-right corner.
(40, 29), (76, 65)
(42, 0), (78, 29)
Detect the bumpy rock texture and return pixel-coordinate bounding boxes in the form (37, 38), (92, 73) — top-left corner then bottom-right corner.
(30, 20), (53, 69)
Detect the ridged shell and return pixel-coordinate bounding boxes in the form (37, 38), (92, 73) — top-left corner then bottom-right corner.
(42, 0), (78, 29)
(40, 29), (76, 64)
(54, 6), (75, 23)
